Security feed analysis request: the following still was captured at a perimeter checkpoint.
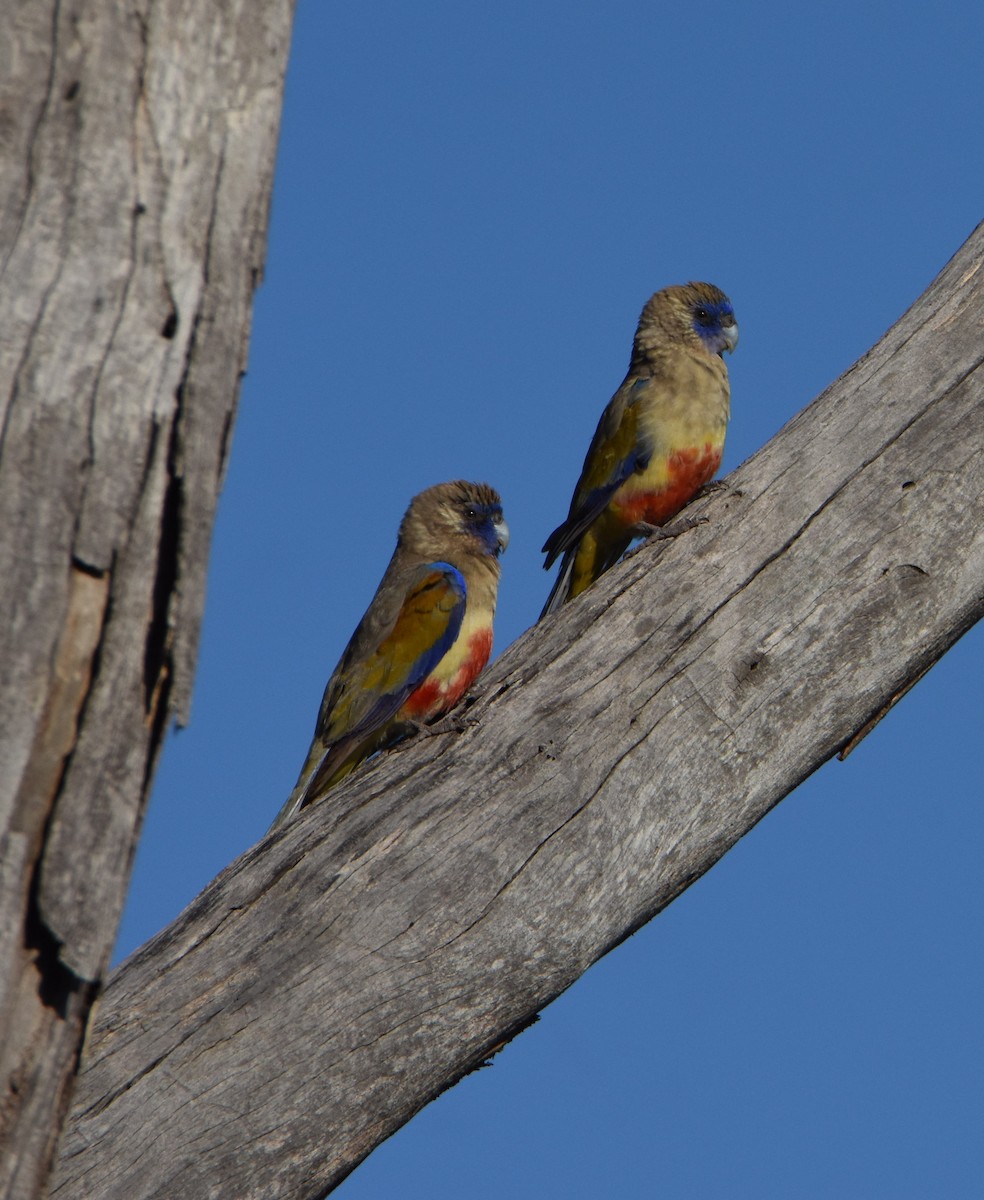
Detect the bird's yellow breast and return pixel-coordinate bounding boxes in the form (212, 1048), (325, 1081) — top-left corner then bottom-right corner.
(611, 355), (729, 525)
(400, 585), (496, 719)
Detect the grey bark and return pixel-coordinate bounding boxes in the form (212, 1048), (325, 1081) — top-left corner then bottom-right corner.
(52, 225), (984, 1199)
(0, 3), (294, 1197)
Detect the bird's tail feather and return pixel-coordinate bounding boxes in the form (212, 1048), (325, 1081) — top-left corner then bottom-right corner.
(269, 778), (309, 832)
(268, 738), (349, 832)
(539, 551), (576, 620)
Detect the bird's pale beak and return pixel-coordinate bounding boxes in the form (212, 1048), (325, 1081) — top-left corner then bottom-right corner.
(722, 320), (739, 354)
(494, 518), (510, 556)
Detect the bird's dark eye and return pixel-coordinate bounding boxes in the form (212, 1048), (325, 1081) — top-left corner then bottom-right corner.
(694, 306), (710, 323)
(465, 507), (478, 520)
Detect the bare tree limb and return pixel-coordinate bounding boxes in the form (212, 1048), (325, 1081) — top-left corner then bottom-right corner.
(54, 224), (984, 1199)
(0, 3), (295, 1196)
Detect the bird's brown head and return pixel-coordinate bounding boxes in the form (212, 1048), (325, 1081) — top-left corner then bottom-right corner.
(633, 281), (738, 362)
(400, 481), (509, 567)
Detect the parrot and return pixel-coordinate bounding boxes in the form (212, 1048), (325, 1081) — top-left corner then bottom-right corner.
(272, 480), (508, 828)
(541, 282), (738, 616)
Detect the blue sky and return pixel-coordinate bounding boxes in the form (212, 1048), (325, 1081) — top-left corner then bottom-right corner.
(116, 3), (983, 1196)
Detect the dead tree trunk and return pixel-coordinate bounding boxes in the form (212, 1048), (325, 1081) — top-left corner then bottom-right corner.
(0, 3), (295, 1196)
(51, 225), (984, 1199)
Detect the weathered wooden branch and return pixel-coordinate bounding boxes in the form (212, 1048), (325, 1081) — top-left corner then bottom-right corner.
(51, 224), (984, 1198)
(0, 3), (294, 1196)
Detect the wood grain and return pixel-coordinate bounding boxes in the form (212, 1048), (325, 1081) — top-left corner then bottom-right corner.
(0, 3), (295, 1196)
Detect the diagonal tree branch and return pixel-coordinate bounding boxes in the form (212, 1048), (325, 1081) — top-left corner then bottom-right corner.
(54, 224), (984, 1200)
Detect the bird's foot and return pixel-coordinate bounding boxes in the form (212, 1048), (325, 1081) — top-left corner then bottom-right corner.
(694, 478), (728, 500)
(412, 713), (478, 738)
(625, 513), (707, 556)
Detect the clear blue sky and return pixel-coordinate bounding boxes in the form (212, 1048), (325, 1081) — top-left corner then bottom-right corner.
(116, 3), (983, 1196)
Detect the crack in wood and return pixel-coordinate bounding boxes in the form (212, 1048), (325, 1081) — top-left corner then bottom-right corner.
(142, 418), (180, 737)
(0, 3), (61, 286)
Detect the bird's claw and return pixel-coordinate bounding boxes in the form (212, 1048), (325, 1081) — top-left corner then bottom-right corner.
(625, 513), (707, 556)
(413, 713), (478, 738)
(694, 479), (728, 500)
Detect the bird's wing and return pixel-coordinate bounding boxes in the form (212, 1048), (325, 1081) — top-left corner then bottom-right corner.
(267, 562), (468, 827)
(542, 376), (657, 565)
(317, 560), (467, 747)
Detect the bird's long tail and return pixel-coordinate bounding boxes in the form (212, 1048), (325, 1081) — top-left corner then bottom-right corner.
(539, 550), (576, 620)
(268, 737), (352, 831)
(269, 777), (309, 832)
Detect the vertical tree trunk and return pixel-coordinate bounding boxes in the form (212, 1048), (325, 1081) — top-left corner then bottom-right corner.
(0, 3), (295, 1195)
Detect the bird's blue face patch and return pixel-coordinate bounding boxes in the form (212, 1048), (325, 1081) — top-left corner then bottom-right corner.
(691, 299), (738, 356)
(464, 503), (508, 557)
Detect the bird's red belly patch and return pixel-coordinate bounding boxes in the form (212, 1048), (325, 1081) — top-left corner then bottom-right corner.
(614, 444), (722, 527)
(402, 627), (493, 719)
